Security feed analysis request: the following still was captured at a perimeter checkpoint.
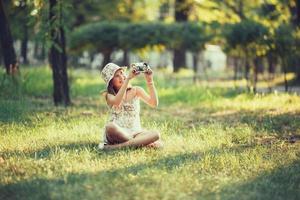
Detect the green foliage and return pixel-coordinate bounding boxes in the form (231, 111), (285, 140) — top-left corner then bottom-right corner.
(225, 20), (268, 48)
(274, 23), (295, 55)
(69, 22), (121, 53)
(274, 24), (300, 73)
(161, 23), (184, 49)
(70, 22), (211, 53)
(182, 22), (212, 52)
(119, 23), (158, 50)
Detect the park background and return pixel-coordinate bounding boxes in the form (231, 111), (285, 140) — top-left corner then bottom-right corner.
(0, 0), (300, 199)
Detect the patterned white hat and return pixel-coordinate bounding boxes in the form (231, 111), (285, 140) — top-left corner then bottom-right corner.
(101, 63), (126, 88)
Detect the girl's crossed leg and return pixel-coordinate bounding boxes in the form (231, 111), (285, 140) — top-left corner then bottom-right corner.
(104, 122), (162, 150)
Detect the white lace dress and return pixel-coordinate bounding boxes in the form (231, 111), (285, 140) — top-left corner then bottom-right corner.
(102, 96), (142, 144)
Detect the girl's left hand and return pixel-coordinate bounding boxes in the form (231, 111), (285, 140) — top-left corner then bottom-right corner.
(144, 68), (153, 83)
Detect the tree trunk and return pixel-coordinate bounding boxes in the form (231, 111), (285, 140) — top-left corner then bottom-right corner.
(192, 52), (198, 83)
(253, 57), (259, 94)
(244, 53), (250, 92)
(0, 0), (18, 74)
(122, 49), (129, 67)
(49, 0), (70, 106)
(34, 41), (38, 59)
(233, 56), (240, 88)
(288, 0), (300, 81)
(173, 49), (185, 72)
(173, 0), (189, 72)
(101, 50), (112, 69)
(21, 22), (28, 65)
(267, 52), (275, 92)
(282, 57), (288, 92)
(233, 56), (238, 81)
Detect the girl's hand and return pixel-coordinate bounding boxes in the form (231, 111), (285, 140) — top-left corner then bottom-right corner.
(128, 68), (140, 80)
(144, 68), (153, 83)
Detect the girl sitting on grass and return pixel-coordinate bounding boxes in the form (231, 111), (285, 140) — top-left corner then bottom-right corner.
(98, 63), (163, 150)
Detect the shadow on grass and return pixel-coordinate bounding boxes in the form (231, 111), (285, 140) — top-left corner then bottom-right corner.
(0, 144), (256, 200)
(239, 112), (300, 136)
(199, 159), (300, 200)
(1, 141), (99, 160)
(0, 95), (107, 125)
(181, 108), (300, 138)
(275, 76), (300, 87)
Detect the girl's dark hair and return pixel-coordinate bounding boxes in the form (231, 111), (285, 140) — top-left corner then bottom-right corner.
(107, 80), (117, 96)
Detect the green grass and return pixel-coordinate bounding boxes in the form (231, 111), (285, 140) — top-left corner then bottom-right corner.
(0, 67), (300, 200)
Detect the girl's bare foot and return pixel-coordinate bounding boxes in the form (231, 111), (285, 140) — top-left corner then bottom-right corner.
(146, 140), (163, 149)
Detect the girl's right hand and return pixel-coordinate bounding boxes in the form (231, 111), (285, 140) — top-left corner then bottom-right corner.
(128, 68), (140, 80)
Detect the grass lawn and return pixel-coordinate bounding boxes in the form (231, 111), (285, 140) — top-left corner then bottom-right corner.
(0, 67), (300, 200)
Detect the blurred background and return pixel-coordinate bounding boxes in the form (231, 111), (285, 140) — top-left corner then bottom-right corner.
(1, 0), (300, 105)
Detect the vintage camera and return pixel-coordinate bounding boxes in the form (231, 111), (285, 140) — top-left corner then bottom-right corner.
(131, 62), (150, 73)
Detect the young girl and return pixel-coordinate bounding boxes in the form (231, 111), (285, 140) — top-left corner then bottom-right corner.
(99, 63), (162, 150)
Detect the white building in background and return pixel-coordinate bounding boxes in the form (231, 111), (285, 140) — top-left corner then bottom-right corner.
(69, 44), (227, 72)
(126, 44), (227, 72)
(203, 44), (226, 71)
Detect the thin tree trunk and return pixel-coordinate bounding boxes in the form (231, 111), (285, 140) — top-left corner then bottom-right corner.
(244, 52), (250, 92)
(21, 22), (28, 65)
(291, 0), (300, 81)
(296, 0), (300, 81)
(233, 57), (238, 81)
(192, 52), (198, 83)
(101, 50), (112, 69)
(0, 0), (18, 74)
(173, 49), (185, 72)
(253, 57), (259, 93)
(122, 49), (129, 66)
(20, 3), (29, 65)
(282, 57), (288, 92)
(49, 0), (70, 106)
(267, 53), (275, 92)
(173, 0), (189, 73)
(33, 41), (38, 59)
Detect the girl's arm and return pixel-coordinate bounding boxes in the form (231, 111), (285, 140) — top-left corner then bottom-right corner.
(107, 69), (139, 107)
(136, 69), (158, 108)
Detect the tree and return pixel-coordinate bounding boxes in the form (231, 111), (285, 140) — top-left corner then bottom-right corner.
(9, 1), (31, 65)
(49, 0), (70, 106)
(224, 20), (268, 92)
(181, 22), (212, 82)
(0, 0), (18, 75)
(289, 0), (300, 81)
(70, 22), (120, 68)
(274, 24), (295, 91)
(173, 0), (191, 72)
